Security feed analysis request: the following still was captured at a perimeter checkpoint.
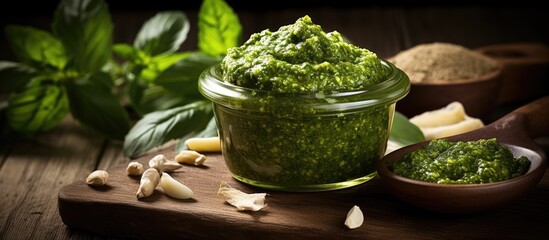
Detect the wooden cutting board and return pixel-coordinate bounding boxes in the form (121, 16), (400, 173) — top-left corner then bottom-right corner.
(58, 150), (549, 239)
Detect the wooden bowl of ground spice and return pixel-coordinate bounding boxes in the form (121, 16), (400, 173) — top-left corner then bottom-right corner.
(390, 42), (503, 121)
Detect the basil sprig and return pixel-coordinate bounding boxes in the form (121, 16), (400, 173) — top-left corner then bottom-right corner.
(2, 0), (129, 140)
(1, 0), (422, 157)
(119, 0), (240, 157)
(0, 0), (240, 155)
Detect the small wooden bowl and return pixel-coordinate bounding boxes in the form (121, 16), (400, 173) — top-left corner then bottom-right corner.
(378, 96), (549, 214)
(395, 64), (503, 121)
(377, 141), (545, 214)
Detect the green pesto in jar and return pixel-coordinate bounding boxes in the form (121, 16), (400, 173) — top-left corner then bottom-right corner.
(391, 138), (530, 184)
(214, 16), (394, 188)
(215, 104), (390, 186)
(221, 15), (387, 93)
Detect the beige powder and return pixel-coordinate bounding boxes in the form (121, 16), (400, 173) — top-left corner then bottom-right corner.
(390, 43), (499, 83)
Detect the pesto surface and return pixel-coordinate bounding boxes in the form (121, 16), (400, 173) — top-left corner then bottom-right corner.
(392, 138), (530, 184)
(221, 15), (386, 93)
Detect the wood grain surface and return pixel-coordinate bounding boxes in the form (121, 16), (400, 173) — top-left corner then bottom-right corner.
(59, 149), (549, 240)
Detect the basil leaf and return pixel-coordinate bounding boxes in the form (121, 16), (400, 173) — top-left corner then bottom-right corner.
(389, 112), (425, 146)
(134, 85), (188, 115)
(5, 25), (67, 70)
(134, 11), (190, 56)
(155, 52), (221, 97)
(127, 78), (146, 115)
(139, 52), (190, 82)
(66, 72), (130, 140)
(175, 116), (218, 153)
(198, 0), (242, 56)
(7, 82), (69, 133)
(124, 100), (213, 157)
(0, 61), (38, 94)
(52, 0), (113, 73)
(113, 44), (139, 62)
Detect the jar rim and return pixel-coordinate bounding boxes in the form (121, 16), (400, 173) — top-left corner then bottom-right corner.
(199, 59), (410, 113)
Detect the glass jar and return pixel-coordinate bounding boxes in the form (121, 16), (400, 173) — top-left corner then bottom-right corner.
(199, 60), (410, 191)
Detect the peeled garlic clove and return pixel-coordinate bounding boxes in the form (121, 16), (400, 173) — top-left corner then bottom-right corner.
(185, 137), (221, 152)
(126, 161), (144, 176)
(86, 170), (109, 186)
(149, 154), (182, 172)
(409, 101), (484, 140)
(175, 150), (207, 166)
(218, 181), (266, 211)
(344, 205), (364, 229)
(421, 117), (484, 140)
(159, 172), (193, 199)
(137, 168), (160, 199)
(409, 101), (467, 128)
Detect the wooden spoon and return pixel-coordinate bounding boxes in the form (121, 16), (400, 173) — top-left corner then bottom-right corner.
(377, 96), (549, 214)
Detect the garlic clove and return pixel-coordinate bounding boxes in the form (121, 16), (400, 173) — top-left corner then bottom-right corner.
(409, 101), (484, 140)
(217, 181), (266, 211)
(137, 168), (160, 199)
(149, 154), (182, 172)
(86, 170), (109, 186)
(344, 205), (364, 229)
(185, 137), (221, 152)
(421, 116), (484, 140)
(409, 101), (467, 128)
(175, 150), (207, 166)
(126, 161), (144, 176)
(159, 172), (193, 199)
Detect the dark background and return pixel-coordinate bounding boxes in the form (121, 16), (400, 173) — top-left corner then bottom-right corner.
(1, 0), (548, 61)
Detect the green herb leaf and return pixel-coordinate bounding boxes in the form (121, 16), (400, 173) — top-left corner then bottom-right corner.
(127, 78), (146, 115)
(131, 84), (188, 115)
(389, 112), (425, 146)
(176, 116), (218, 152)
(0, 61), (38, 94)
(139, 52), (190, 82)
(198, 0), (242, 56)
(66, 72), (130, 140)
(52, 0), (113, 73)
(124, 100), (213, 157)
(7, 81), (69, 133)
(113, 43), (139, 62)
(128, 53), (217, 115)
(155, 52), (221, 97)
(134, 11), (190, 56)
(5, 25), (67, 70)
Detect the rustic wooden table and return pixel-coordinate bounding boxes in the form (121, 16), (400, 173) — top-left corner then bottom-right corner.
(1, 4), (548, 239)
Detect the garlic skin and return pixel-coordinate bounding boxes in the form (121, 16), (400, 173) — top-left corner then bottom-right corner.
(159, 172), (193, 199)
(148, 154), (182, 172)
(126, 161), (144, 176)
(137, 168), (160, 199)
(344, 205), (364, 229)
(86, 170), (109, 186)
(217, 181), (266, 211)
